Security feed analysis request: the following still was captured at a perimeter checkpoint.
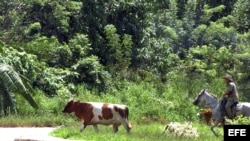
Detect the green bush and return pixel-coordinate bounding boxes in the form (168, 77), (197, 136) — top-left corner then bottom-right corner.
(226, 115), (250, 125)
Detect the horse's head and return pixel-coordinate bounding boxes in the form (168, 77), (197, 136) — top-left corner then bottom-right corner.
(193, 89), (207, 106)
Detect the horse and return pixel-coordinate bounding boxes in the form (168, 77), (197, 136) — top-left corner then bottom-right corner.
(193, 89), (250, 136)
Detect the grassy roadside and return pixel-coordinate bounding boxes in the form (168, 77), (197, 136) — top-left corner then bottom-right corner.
(0, 114), (72, 127)
(0, 115), (223, 141)
(50, 122), (223, 141)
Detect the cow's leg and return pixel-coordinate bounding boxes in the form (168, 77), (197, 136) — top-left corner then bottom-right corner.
(80, 123), (87, 132)
(93, 124), (99, 133)
(113, 124), (119, 134)
(120, 119), (131, 133)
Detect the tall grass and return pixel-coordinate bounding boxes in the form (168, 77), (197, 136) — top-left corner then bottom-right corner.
(0, 75), (227, 140)
(0, 90), (75, 127)
(48, 75), (226, 140)
(1, 75), (224, 125)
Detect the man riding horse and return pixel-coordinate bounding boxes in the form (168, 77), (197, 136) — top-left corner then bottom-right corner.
(222, 74), (239, 119)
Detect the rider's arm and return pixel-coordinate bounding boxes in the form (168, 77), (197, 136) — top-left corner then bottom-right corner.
(222, 84), (233, 96)
(223, 90), (230, 96)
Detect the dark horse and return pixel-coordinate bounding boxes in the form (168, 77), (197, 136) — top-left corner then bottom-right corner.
(193, 89), (250, 136)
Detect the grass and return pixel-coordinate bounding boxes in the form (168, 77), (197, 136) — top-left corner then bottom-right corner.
(0, 114), (74, 127)
(50, 121), (224, 141)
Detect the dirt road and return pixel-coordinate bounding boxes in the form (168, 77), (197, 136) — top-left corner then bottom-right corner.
(0, 127), (74, 141)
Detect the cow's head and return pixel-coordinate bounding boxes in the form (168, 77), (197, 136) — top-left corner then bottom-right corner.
(62, 99), (75, 113)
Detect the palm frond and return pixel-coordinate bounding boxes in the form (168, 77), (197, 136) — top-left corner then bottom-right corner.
(0, 64), (38, 111)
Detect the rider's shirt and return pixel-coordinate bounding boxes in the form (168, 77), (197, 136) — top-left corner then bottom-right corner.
(226, 82), (239, 102)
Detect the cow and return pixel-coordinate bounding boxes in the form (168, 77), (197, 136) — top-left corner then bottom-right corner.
(62, 99), (132, 134)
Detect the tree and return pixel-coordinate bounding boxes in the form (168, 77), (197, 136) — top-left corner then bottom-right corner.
(0, 64), (38, 116)
(231, 0), (250, 33)
(104, 24), (132, 77)
(0, 41), (39, 116)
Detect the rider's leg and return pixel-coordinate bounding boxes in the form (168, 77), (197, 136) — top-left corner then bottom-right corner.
(225, 99), (234, 119)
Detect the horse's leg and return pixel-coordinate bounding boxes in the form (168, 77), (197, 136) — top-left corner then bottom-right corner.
(211, 119), (220, 137)
(221, 118), (226, 126)
(211, 124), (218, 137)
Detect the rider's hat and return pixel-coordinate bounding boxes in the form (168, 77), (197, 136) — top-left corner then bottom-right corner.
(223, 74), (233, 82)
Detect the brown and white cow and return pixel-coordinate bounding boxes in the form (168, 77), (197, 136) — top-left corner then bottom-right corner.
(62, 100), (132, 133)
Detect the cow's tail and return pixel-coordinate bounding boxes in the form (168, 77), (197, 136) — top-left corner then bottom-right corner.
(125, 107), (132, 129)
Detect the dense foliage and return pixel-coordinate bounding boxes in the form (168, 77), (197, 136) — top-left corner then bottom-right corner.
(0, 0), (249, 123)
